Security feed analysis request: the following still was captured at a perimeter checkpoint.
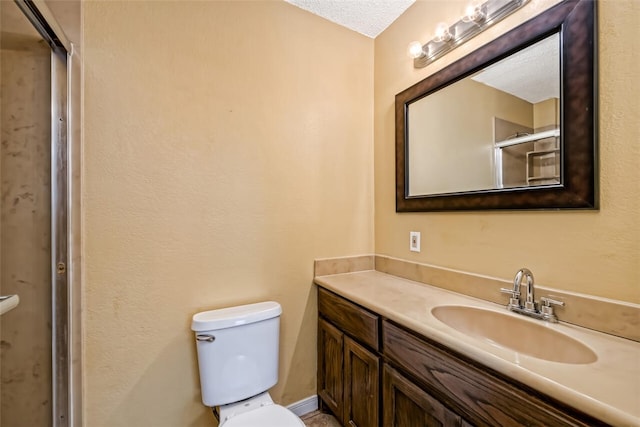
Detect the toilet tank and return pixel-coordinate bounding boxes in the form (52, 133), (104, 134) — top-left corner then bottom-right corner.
(191, 301), (282, 407)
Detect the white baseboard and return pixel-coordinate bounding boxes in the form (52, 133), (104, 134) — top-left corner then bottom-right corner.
(287, 395), (318, 417)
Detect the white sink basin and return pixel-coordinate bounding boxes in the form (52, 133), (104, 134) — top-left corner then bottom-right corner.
(432, 305), (598, 364)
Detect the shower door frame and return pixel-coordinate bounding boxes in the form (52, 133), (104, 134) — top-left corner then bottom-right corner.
(12, 1), (78, 426)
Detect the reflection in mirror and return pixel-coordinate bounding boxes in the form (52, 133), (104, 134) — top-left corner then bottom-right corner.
(407, 33), (560, 196)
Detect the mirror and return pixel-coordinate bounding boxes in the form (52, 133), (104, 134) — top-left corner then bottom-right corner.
(396, 0), (596, 211)
(408, 33), (560, 196)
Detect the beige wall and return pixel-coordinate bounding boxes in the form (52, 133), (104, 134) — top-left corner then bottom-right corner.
(82, 2), (373, 426)
(375, 0), (640, 303)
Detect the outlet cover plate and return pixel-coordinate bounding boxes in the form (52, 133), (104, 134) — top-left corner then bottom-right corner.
(410, 231), (421, 252)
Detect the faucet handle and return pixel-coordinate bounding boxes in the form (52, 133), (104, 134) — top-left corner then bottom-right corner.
(500, 287), (520, 297)
(540, 296), (565, 308)
(539, 297), (565, 322)
(500, 288), (521, 309)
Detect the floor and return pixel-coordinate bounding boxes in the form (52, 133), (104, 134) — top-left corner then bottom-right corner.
(301, 410), (342, 427)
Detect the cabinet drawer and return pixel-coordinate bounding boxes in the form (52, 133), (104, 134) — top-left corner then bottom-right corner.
(382, 320), (605, 427)
(318, 287), (379, 350)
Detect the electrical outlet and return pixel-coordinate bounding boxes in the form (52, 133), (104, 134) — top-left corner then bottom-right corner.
(410, 231), (421, 252)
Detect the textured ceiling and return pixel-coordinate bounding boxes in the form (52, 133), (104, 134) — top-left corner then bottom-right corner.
(471, 34), (560, 104)
(284, 0), (415, 38)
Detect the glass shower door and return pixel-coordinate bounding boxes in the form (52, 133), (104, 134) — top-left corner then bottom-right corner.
(0, 1), (53, 426)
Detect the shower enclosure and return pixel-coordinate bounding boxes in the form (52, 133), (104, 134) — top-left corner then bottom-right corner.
(0, 1), (80, 426)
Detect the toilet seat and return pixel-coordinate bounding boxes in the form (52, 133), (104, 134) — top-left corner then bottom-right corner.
(221, 404), (305, 427)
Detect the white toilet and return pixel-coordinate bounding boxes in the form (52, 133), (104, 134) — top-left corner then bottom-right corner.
(191, 301), (305, 427)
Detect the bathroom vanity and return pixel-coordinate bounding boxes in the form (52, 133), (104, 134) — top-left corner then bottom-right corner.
(315, 271), (639, 427)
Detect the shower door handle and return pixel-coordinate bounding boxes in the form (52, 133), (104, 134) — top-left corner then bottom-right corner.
(0, 294), (20, 315)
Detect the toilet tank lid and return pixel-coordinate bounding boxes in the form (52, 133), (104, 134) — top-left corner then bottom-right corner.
(191, 301), (282, 332)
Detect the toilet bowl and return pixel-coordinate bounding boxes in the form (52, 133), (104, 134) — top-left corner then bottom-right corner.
(191, 301), (305, 426)
(217, 392), (304, 427)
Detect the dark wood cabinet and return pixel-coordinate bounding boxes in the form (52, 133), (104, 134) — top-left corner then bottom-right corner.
(383, 364), (462, 427)
(318, 288), (380, 427)
(317, 287), (607, 427)
(318, 287), (379, 350)
(382, 320), (606, 427)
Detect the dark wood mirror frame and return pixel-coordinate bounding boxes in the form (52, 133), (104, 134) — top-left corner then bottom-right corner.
(396, 0), (597, 212)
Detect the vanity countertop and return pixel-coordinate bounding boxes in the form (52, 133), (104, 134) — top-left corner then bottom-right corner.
(314, 270), (640, 427)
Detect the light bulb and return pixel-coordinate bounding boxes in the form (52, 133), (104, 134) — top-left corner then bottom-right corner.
(463, 4), (476, 20)
(407, 41), (425, 59)
(433, 22), (452, 42)
(462, 0), (485, 22)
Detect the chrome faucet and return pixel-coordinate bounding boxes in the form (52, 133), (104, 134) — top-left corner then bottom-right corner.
(515, 268), (536, 311)
(500, 268), (565, 322)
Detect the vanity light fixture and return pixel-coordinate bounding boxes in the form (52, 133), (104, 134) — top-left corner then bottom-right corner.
(408, 0), (529, 68)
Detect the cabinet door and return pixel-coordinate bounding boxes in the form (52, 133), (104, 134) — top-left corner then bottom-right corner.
(383, 364), (462, 427)
(344, 336), (379, 427)
(318, 317), (344, 418)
